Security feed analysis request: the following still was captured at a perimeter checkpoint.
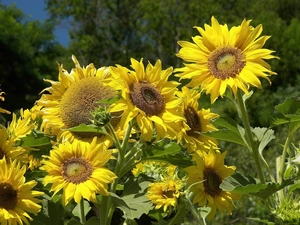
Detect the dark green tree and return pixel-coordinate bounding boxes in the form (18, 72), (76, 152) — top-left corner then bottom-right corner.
(0, 3), (65, 116)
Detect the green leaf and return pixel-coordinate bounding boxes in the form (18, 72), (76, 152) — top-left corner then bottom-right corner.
(275, 96), (300, 115)
(221, 173), (294, 199)
(246, 217), (275, 225)
(65, 123), (107, 135)
(72, 200), (91, 220)
(111, 177), (153, 220)
(252, 127), (275, 154)
(203, 117), (247, 146)
(19, 131), (54, 148)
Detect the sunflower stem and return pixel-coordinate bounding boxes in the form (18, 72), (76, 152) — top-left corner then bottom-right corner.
(79, 198), (86, 224)
(168, 201), (187, 225)
(236, 91), (265, 184)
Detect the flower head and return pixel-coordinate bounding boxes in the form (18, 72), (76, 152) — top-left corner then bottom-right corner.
(175, 16), (278, 103)
(185, 149), (239, 220)
(40, 137), (117, 206)
(37, 55), (120, 143)
(0, 158), (43, 225)
(176, 87), (219, 153)
(104, 58), (185, 141)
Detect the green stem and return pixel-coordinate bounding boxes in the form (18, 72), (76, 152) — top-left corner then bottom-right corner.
(236, 91), (265, 184)
(79, 198), (86, 224)
(168, 203), (188, 225)
(277, 133), (292, 200)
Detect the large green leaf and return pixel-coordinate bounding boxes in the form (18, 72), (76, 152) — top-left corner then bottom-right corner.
(19, 131), (54, 148)
(275, 96), (300, 115)
(221, 173), (294, 199)
(202, 117), (247, 146)
(65, 123), (107, 135)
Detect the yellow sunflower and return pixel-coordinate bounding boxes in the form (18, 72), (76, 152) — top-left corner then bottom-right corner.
(176, 86), (219, 153)
(175, 16), (278, 103)
(147, 177), (183, 212)
(40, 137), (117, 206)
(0, 126), (27, 163)
(185, 149), (240, 220)
(104, 58), (185, 141)
(37, 55), (121, 143)
(0, 157), (43, 225)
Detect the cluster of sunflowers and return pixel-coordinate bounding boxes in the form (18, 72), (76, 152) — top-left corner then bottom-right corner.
(2, 16), (299, 225)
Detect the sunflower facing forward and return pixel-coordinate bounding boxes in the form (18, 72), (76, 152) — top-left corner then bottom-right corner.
(0, 158), (43, 225)
(37, 56), (119, 143)
(40, 137), (117, 206)
(175, 16), (278, 103)
(185, 149), (240, 220)
(104, 58), (185, 141)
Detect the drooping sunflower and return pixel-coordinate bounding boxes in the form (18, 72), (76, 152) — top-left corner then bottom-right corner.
(37, 55), (121, 143)
(0, 158), (43, 225)
(175, 16), (278, 103)
(147, 176), (183, 212)
(176, 86), (219, 153)
(40, 137), (117, 206)
(185, 149), (240, 220)
(104, 58), (185, 141)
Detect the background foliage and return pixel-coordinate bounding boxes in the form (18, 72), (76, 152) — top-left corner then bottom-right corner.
(1, 0), (300, 224)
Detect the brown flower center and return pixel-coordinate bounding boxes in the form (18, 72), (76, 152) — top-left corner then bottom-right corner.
(207, 46), (246, 80)
(62, 157), (93, 184)
(184, 106), (201, 137)
(130, 81), (165, 116)
(0, 183), (18, 210)
(60, 77), (117, 138)
(203, 167), (222, 197)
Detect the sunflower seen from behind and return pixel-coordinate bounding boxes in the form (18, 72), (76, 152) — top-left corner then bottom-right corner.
(0, 158), (43, 225)
(37, 55), (120, 143)
(175, 16), (278, 103)
(176, 86), (219, 153)
(40, 137), (117, 206)
(104, 58), (185, 141)
(185, 149), (240, 220)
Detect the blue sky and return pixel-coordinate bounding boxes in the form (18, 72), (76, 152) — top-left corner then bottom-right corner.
(2, 0), (70, 46)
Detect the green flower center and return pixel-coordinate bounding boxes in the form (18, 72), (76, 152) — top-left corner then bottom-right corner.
(130, 81), (165, 116)
(0, 182), (18, 210)
(60, 77), (117, 138)
(184, 106), (201, 137)
(203, 167), (222, 197)
(207, 46), (246, 80)
(62, 157), (93, 184)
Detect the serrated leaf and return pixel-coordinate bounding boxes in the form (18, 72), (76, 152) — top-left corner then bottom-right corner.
(275, 96), (300, 115)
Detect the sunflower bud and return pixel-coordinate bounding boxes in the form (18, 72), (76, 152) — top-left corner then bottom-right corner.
(91, 106), (111, 127)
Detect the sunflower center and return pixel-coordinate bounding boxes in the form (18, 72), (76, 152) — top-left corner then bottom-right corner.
(163, 190), (176, 199)
(184, 106), (201, 137)
(60, 77), (116, 138)
(62, 157), (93, 184)
(130, 81), (165, 116)
(0, 182), (18, 210)
(203, 167), (222, 197)
(207, 46), (246, 80)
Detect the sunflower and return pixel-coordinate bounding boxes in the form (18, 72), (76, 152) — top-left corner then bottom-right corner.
(175, 16), (278, 103)
(0, 126), (27, 163)
(104, 58), (185, 141)
(40, 137), (117, 206)
(176, 86), (219, 153)
(185, 149), (240, 220)
(37, 55), (120, 143)
(0, 157), (43, 225)
(147, 176), (183, 212)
